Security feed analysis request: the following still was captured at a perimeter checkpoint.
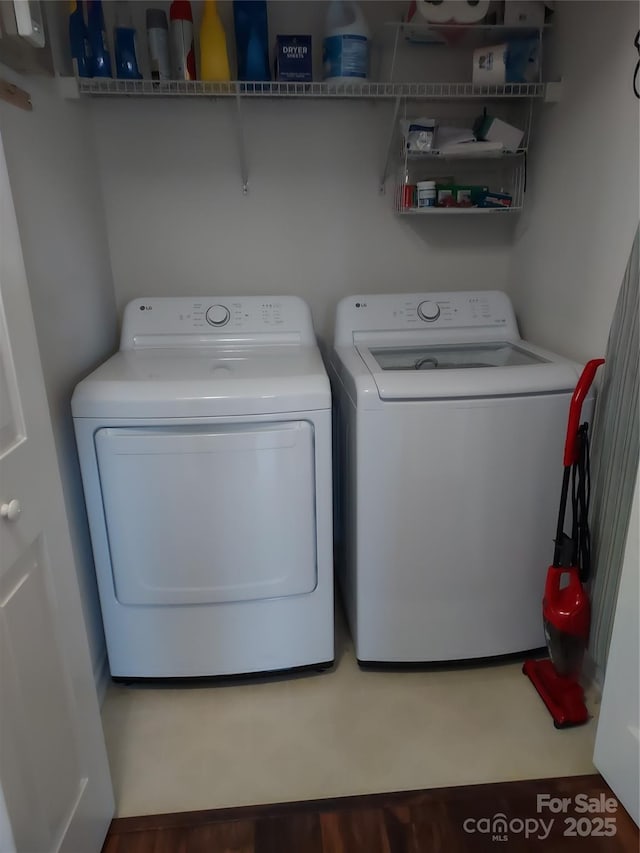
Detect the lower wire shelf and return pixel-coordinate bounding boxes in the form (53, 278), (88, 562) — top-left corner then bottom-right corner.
(397, 206), (522, 215)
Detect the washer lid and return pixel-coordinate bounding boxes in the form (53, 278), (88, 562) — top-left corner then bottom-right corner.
(356, 340), (582, 399)
(71, 345), (331, 418)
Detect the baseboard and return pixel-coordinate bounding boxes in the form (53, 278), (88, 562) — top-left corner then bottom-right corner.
(94, 652), (111, 707)
(582, 649), (604, 702)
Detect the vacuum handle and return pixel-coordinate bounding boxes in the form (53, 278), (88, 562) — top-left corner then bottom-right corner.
(563, 359), (605, 467)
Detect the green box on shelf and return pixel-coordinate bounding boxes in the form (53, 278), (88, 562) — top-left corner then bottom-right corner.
(436, 183), (489, 206)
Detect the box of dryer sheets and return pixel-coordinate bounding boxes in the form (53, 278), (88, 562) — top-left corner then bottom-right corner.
(474, 114), (524, 152)
(275, 35), (312, 82)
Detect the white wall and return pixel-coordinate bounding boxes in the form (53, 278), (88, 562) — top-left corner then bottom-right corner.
(0, 68), (118, 685)
(89, 0), (516, 344)
(509, 0), (640, 361)
(91, 97), (514, 343)
(6, 0), (632, 692)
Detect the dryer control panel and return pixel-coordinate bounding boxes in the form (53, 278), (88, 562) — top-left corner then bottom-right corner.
(121, 296), (316, 349)
(334, 291), (519, 346)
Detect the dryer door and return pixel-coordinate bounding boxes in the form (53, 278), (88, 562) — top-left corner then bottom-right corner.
(95, 422), (317, 605)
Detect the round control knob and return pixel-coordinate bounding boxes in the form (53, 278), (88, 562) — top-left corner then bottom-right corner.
(417, 300), (441, 322)
(206, 305), (230, 327)
(1, 499), (21, 522)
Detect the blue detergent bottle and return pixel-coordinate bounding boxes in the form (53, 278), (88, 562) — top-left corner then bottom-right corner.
(114, 0), (143, 79)
(86, 0), (112, 77)
(68, 0), (92, 78)
(233, 1), (270, 81)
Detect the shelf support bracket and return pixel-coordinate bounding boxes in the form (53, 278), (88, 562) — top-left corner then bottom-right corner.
(0, 78), (32, 111)
(379, 96), (402, 194)
(234, 88), (249, 194)
(544, 79), (564, 103)
(389, 23), (401, 83)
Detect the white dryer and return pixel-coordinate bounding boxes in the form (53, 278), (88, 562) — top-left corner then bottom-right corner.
(73, 296), (333, 678)
(330, 291), (588, 665)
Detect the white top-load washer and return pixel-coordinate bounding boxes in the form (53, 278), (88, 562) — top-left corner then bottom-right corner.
(73, 296), (333, 678)
(330, 291), (588, 665)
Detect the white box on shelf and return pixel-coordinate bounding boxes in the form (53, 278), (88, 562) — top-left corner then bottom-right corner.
(472, 43), (506, 87)
(477, 116), (524, 152)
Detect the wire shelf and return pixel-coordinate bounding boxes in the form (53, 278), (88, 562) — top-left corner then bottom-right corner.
(397, 206), (522, 215)
(406, 148), (527, 161)
(393, 147), (526, 214)
(77, 79), (546, 100)
(382, 20), (550, 49)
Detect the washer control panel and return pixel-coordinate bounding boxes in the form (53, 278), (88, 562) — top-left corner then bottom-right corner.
(121, 296), (315, 348)
(334, 291), (519, 346)
(186, 300), (285, 330)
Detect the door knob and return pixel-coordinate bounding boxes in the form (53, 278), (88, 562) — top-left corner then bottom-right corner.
(1, 500), (21, 521)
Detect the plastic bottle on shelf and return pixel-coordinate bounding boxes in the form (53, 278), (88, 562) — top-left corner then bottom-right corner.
(114, 1), (142, 80)
(322, 0), (369, 84)
(86, 0), (111, 78)
(68, 0), (92, 78)
(200, 0), (231, 82)
(146, 8), (171, 81)
(233, 1), (270, 82)
(170, 0), (196, 80)
(416, 180), (436, 208)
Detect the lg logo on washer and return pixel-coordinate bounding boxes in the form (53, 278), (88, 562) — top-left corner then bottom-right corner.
(139, 305), (153, 311)
(355, 302), (368, 308)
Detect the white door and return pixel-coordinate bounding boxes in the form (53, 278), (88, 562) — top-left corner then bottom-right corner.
(594, 466), (640, 826)
(0, 133), (114, 850)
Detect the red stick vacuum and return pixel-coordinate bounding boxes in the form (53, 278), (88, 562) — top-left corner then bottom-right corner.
(523, 358), (605, 728)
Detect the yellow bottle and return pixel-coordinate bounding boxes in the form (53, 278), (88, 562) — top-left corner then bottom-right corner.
(199, 0), (231, 81)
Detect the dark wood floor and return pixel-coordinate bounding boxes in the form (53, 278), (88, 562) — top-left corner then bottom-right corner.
(103, 774), (638, 852)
